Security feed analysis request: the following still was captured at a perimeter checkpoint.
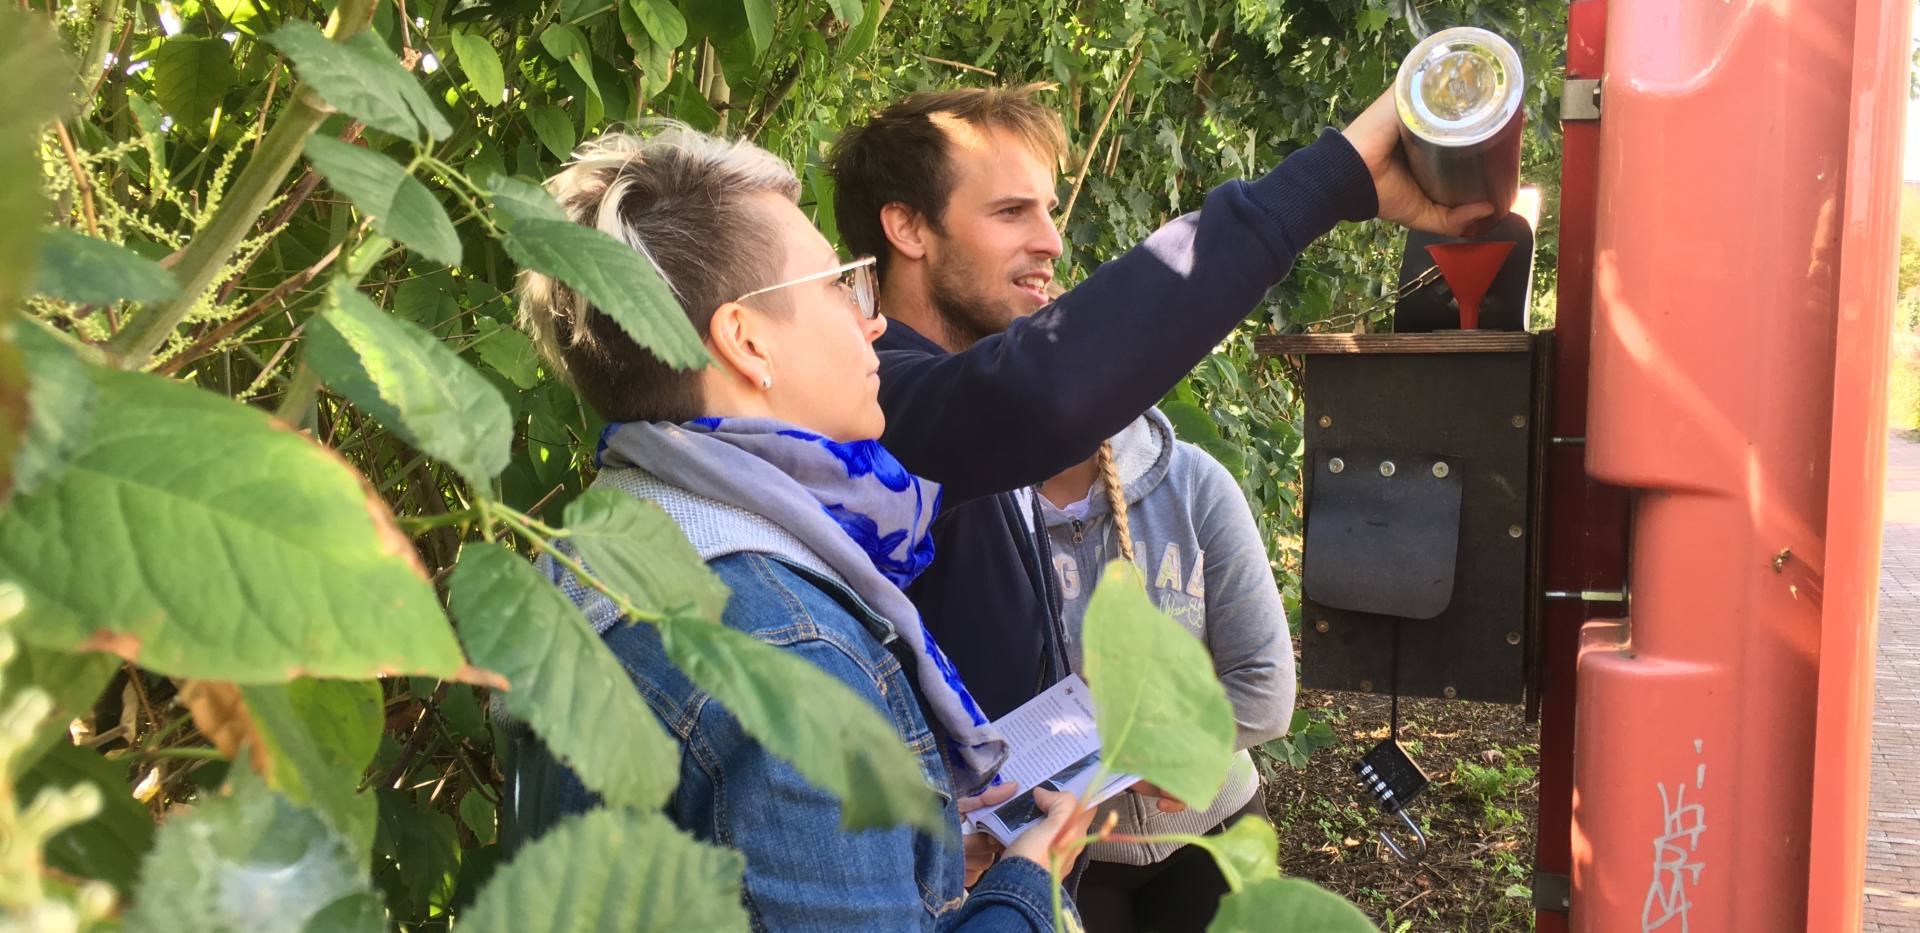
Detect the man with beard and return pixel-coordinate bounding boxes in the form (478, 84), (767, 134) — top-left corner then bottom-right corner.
(826, 86), (1489, 876)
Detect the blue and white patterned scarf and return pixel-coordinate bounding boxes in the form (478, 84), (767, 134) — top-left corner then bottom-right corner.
(597, 418), (1005, 788)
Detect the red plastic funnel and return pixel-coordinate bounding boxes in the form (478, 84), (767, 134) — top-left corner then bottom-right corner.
(1425, 241), (1515, 329)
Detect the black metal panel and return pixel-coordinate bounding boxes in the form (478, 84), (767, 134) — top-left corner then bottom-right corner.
(1302, 450), (1463, 620)
(1393, 212), (1537, 333)
(1299, 346), (1537, 703)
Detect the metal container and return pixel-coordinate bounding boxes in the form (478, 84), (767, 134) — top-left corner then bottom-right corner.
(1393, 26), (1525, 210)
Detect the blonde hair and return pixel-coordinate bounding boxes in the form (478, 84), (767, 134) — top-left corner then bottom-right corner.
(517, 122), (801, 422)
(1096, 439), (1135, 562)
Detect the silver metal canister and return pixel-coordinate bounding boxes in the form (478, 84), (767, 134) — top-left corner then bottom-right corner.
(1393, 26), (1525, 211)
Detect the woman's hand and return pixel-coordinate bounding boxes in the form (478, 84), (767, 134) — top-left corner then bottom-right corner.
(1125, 780), (1189, 813)
(1003, 787), (1098, 868)
(957, 783), (1018, 886)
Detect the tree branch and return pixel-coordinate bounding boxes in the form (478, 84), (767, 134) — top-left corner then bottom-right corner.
(1057, 42), (1145, 233)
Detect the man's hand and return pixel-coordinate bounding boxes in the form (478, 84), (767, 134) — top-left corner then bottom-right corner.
(1125, 780), (1189, 813)
(1341, 90), (1500, 237)
(1004, 787), (1099, 868)
(958, 783), (1017, 886)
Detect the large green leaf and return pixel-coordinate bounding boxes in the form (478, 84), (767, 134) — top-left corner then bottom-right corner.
(1188, 815), (1281, 892)
(741, 0), (775, 53)
(373, 788), (461, 919)
(0, 366), (474, 684)
(16, 742), (154, 894)
(524, 104), (576, 161)
(489, 177), (707, 370)
(0, 640), (116, 777)
(461, 808), (749, 933)
(632, 0), (688, 47)
(0, 10), (69, 313)
(152, 36), (238, 125)
(305, 279), (511, 484)
(484, 176), (568, 224)
(824, 0), (864, 25)
(239, 678), (383, 860)
(537, 25), (602, 111)
(449, 31), (505, 105)
(266, 23), (452, 141)
(658, 614), (945, 832)
(447, 543), (679, 810)
(562, 489), (729, 623)
(128, 768), (385, 933)
(1208, 878), (1378, 933)
(1080, 561), (1235, 808)
(31, 229), (181, 305)
(13, 324), (96, 499)
(302, 136), (461, 267)
(471, 317), (541, 390)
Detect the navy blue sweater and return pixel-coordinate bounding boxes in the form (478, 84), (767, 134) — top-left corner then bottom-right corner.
(875, 130), (1377, 718)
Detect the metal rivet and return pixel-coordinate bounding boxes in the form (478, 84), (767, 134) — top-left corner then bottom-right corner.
(1379, 461), (1397, 477)
(1359, 680), (1374, 693)
(1442, 686), (1458, 699)
(1432, 461), (1450, 478)
(1314, 619), (1330, 634)
(1512, 414), (1528, 429)
(1329, 457), (1345, 474)
(1506, 632), (1522, 646)
(1508, 524), (1524, 538)
(1318, 415), (1332, 428)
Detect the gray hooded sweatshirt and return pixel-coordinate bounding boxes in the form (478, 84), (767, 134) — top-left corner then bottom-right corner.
(1040, 408), (1295, 865)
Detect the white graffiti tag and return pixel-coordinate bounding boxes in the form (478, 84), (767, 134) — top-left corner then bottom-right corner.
(1642, 744), (1708, 932)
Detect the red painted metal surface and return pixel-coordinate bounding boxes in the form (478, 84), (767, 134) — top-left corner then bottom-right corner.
(1803, 0), (1908, 927)
(1569, 0), (1898, 929)
(1534, 3), (1620, 931)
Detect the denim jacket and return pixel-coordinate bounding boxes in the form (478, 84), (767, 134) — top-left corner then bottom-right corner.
(502, 551), (1061, 931)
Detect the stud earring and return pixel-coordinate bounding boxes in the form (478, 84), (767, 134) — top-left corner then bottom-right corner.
(760, 376), (773, 390)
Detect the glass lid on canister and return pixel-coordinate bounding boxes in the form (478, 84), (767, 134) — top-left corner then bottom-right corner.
(1394, 27), (1523, 146)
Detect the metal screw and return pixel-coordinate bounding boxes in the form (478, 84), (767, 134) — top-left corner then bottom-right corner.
(1329, 457), (1345, 474)
(1511, 414), (1528, 429)
(1314, 619), (1330, 634)
(1508, 524), (1524, 538)
(1432, 461), (1450, 478)
(1442, 686), (1458, 699)
(1318, 415), (1332, 428)
(1359, 680), (1374, 693)
(1506, 631), (1522, 646)
(1379, 460), (1397, 477)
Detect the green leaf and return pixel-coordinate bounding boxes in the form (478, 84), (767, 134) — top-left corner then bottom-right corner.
(461, 808), (749, 933)
(266, 22), (452, 141)
(31, 229), (181, 305)
(658, 614), (945, 832)
(372, 789), (461, 918)
(13, 324), (97, 498)
(0, 641), (117, 777)
(459, 792), (496, 845)
(0, 366), (474, 684)
(741, 0), (775, 53)
(152, 36), (238, 125)
(393, 270), (459, 328)
(447, 543), (679, 810)
(1081, 561), (1236, 808)
(824, 0), (864, 25)
(471, 317), (542, 390)
(450, 31), (505, 105)
(633, 0), (688, 47)
(489, 178), (707, 370)
(303, 136), (461, 267)
(16, 742), (154, 894)
(306, 280), (512, 484)
(563, 489), (729, 623)
(538, 25), (602, 110)
(484, 176), (568, 225)
(524, 104), (576, 161)
(1208, 878), (1378, 933)
(129, 768), (384, 933)
(1188, 815), (1281, 892)
(238, 679), (383, 860)
(0, 10), (71, 313)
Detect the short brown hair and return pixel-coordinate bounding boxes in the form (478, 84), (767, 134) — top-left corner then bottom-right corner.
(827, 84), (1066, 279)
(518, 124), (800, 423)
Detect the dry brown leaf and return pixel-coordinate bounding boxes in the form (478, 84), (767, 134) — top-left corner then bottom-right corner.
(176, 680), (270, 773)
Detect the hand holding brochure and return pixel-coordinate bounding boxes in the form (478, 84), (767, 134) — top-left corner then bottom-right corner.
(964, 674), (1139, 845)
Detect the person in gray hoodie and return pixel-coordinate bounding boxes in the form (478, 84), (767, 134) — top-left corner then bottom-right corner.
(1034, 406), (1295, 933)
